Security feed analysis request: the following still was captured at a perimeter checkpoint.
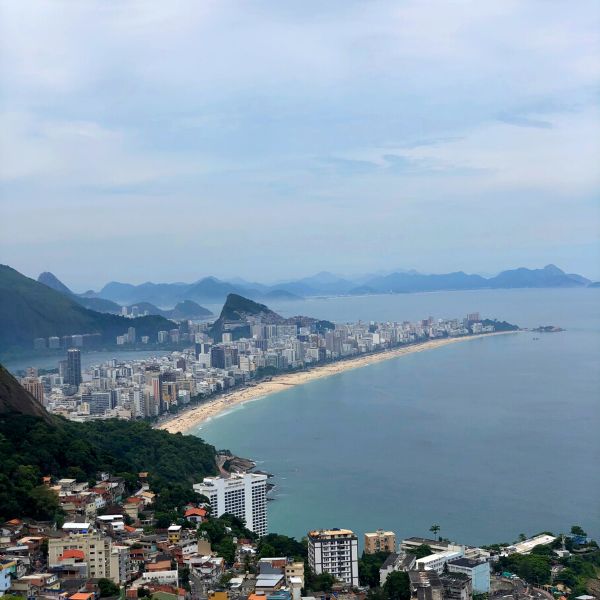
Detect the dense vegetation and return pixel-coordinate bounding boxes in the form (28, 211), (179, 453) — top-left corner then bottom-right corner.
(359, 551), (391, 587)
(406, 544), (433, 559)
(0, 413), (216, 522)
(198, 514), (257, 564)
(0, 265), (175, 353)
(481, 319), (519, 332)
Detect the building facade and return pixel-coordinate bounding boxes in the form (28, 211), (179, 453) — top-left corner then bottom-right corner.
(48, 531), (124, 583)
(65, 348), (82, 387)
(364, 530), (396, 554)
(447, 557), (490, 593)
(307, 529), (359, 587)
(193, 473), (268, 536)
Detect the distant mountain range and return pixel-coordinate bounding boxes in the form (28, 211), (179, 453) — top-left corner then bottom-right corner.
(78, 264), (595, 307)
(0, 265), (176, 353)
(37, 272), (212, 319)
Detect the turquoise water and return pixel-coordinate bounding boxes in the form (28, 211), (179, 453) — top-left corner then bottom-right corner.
(193, 289), (600, 545)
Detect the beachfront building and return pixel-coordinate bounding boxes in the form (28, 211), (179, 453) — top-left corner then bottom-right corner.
(364, 530), (396, 554)
(193, 472), (268, 536)
(307, 528), (359, 587)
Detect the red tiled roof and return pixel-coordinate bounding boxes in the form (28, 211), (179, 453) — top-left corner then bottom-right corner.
(125, 497), (144, 504)
(184, 508), (207, 517)
(61, 549), (85, 560)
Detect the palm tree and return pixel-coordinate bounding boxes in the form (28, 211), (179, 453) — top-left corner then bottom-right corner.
(430, 524), (441, 540)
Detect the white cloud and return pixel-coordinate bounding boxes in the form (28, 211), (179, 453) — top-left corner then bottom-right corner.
(0, 0), (599, 282)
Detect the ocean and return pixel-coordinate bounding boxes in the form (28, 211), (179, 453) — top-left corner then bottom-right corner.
(192, 288), (600, 546)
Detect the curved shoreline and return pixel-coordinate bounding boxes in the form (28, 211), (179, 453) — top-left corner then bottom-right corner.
(156, 331), (518, 434)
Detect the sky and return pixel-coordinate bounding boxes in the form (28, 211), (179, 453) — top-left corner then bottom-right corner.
(1, 0), (599, 290)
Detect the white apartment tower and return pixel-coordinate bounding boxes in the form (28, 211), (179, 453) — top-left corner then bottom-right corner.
(308, 528), (359, 587)
(193, 472), (268, 536)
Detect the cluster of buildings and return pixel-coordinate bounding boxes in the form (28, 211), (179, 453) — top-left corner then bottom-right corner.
(21, 313), (495, 421)
(307, 529), (491, 596)
(0, 461), (593, 600)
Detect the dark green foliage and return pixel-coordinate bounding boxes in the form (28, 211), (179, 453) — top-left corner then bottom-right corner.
(219, 294), (275, 321)
(498, 553), (551, 585)
(0, 264), (175, 352)
(407, 544), (433, 559)
(257, 534), (307, 560)
(571, 525), (587, 537)
(197, 514), (256, 566)
(304, 567), (335, 593)
(98, 578), (120, 597)
(254, 366), (280, 379)
(210, 293), (282, 341)
(383, 571), (410, 600)
(315, 320), (335, 333)
(0, 413), (216, 521)
(530, 544), (554, 556)
(216, 537), (236, 564)
(359, 551), (390, 587)
(481, 319), (519, 332)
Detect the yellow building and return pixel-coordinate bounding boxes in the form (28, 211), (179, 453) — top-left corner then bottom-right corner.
(168, 525), (182, 543)
(364, 530), (396, 554)
(285, 561), (305, 587)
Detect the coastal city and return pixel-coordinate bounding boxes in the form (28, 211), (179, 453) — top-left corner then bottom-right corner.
(0, 462), (597, 600)
(17, 308), (502, 423)
(2, 5), (599, 600)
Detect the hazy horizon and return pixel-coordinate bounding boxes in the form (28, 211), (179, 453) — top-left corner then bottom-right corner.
(1, 1), (599, 288)
(9, 260), (597, 294)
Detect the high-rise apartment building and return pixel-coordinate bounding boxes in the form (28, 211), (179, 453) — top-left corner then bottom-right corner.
(127, 327), (136, 344)
(307, 528), (359, 587)
(364, 529), (396, 554)
(65, 349), (82, 387)
(193, 472), (268, 536)
(21, 378), (45, 405)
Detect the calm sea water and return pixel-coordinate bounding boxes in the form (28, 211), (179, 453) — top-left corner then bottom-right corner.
(193, 289), (600, 545)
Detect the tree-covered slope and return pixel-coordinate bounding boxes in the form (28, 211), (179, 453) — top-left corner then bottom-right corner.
(0, 265), (176, 351)
(0, 365), (217, 521)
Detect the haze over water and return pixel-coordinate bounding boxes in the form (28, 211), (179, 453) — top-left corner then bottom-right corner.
(193, 288), (600, 545)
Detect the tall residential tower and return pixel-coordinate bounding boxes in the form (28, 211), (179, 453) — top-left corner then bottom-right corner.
(193, 472), (268, 536)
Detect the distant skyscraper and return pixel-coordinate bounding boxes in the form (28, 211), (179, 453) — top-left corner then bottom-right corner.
(65, 348), (82, 387)
(127, 327), (136, 344)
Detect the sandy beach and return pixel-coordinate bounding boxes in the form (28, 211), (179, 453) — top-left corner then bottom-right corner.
(156, 332), (516, 434)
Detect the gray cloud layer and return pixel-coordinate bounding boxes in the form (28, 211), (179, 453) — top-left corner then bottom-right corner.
(1, 0), (599, 288)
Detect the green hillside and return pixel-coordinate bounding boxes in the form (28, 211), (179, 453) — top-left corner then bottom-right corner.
(0, 364), (217, 521)
(0, 265), (176, 352)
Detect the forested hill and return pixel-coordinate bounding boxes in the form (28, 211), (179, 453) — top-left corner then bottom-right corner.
(0, 364), (217, 521)
(0, 264), (176, 352)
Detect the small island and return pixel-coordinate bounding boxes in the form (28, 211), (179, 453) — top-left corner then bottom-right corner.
(533, 325), (565, 333)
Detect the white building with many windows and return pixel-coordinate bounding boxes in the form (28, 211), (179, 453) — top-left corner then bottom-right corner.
(193, 472), (268, 536)
(307, 528), (359, 587)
